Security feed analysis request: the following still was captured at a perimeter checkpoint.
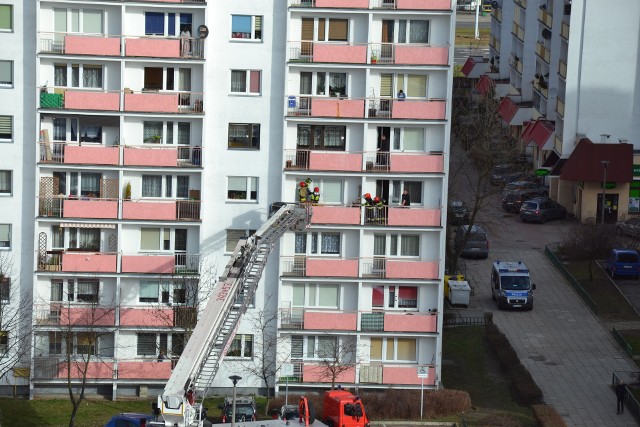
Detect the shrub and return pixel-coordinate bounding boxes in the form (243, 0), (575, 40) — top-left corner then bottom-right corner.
(532, 404), (568, 427)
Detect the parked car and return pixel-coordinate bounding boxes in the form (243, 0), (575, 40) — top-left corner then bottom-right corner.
(604, 249), (640, 279)
(280, 404), (300, 420)
(502, 191), (546, 213)
(490, 164), (517, 186)
(219, 396), (257, 423)
(519, 197), (567, 223)
(448, 200), (470, 225)
(616, 218), (640, 238)
(454, 224), (489, 259)
(104, 413), (161, 427)
(503, 180), (548, 196)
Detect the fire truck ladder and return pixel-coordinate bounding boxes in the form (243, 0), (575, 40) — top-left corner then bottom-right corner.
(162, 204), (310, 408)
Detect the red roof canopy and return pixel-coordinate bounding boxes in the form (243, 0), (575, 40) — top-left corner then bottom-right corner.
(560, 138), (633, 182)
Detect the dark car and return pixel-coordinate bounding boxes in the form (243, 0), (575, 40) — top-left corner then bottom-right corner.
(616, 218), (640, 238)
(503, 180), (548, 196)
(454, 224), (489, 258)
(219, 396), (257, 423)
(490, 164), (517, 186)
(280, 404), (300, 420)
(519, 197), (567, 223)
(502, 191), (546, 213)
(448, 200), (470, 225)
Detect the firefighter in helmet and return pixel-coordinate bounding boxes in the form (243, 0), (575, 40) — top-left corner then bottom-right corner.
(312, 186), (320, 204)
(298, 181), (307, 203)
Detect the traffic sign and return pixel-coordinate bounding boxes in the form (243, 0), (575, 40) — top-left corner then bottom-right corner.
(281, 363), (294, 377)
(417, 366), (429, 378)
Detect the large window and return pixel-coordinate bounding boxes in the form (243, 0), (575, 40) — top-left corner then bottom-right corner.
(231, 15), (262, 40)
(370, 337), (416, 361)
(227, 177), (258, 201)
(0, 60), (12, 88)
(391, 180), (422, 205)
(0, 116), (11, 142)
(396, 74), (427, 98)
(76, 280), (99, 303)
(296, 125), (345, 150)
(54, 63), (103, 89)
(145, 12), (192, 36)
(0, 277), (9, 303)
(0, 170), (11, 194)
(307, 335), (337, 359)
(54, 8), (104, 35)
(296, 232), (341, 255)
(372, 285), (418, 309)
(227, 334), (253, 358)
(0, 224), (10, 248)
(226, 229), (256, 253)
(0, 5), (12, 31)
(142, 175), (162, 197)
(398, 20), (429, 44)
(228, 124), (260, 149)
(316, 18), (348, 42)
(141, 228), (161, 251)
(230, 70), (261, 95)
(137, 333), (157, 356)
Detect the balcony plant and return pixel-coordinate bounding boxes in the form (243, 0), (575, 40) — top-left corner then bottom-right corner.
(124, 182), (131, 200)
(371, 53), (378, 64)
(145, 135), (162, 144)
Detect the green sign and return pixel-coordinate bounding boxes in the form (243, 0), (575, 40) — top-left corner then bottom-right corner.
(535, 168), (550, 177)
(602, 182), (616, 190)
(633, 165), (640, 176)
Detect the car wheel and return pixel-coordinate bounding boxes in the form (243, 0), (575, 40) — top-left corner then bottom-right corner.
(540, 215), (546, 224)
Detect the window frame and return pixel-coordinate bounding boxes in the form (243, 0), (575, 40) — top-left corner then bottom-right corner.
(226, 334), (253, 359)
(296, 124), (346, 151)
(0, 5), (13, 32)
(228, 123), (260, 150)
(53, 63), (104, 90)
(230, 70), (261, 95)
(0, 60), (13, 88)
(0, 170), (11, 195)
(369, 337), (417, 362)
(227, 176), (258, 202)
(0, 115), (12, 142)
(231, 15), (263, 41)
(0, 224), (10, 249)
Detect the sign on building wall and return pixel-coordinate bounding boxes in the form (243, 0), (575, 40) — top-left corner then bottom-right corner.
(629, 181), (640, 213)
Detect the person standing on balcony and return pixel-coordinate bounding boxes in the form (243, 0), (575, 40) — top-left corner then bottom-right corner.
(298, 181), (307, 203)
(397, 89), (406, 101)
(401, 189), (411, 207)
(181, 26), (192, 57)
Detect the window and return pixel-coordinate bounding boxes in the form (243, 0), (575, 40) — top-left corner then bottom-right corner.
(297, 125), (346, 150)
(231, 70), (261, 95)
(54, 63), (103, 89)
(373, 285), (418, 309)
(228, 124), (260, 149)
(0, 5), (12, 31)
(177, 176), (189, 198)
(51, 280), (63, 302)
(321, 180), (343, 204)
(0, 60), (12, 87)
(291, 335), (303, 358)
(137, 333), (157, 356)
(389, 234), (419, 257)
(76, 333), (96, 355)
(226, 229), (256, 253)
(231, 15), (262, 40)
(139, 281), (170, 303)
(142, 175), (162, 198)
(143, 121), (163, 144)
(145, 12), (191, 37)
(0, 116), (11, 141)
(307, 335), (337, 359)
(327, 19), (348, 42)
(296, 232), (341, 255)
(76, 280), (98, 303)
(315, 72), (347, 97)
(177, 122), (190, 145)
(227, 177), (258, 201)
(0, 277), (8, 303)
(0, 170), (11, 194)
(0, 224), (10, 248)
(396, 74), (427, 98)
(370, 337), (416, 361)
(391, 180), (422, 204)
(141, 228), (161, 251)
(227, 334), (253, 358)
(79, 172), (100, 196)
(399, 128), (425, 151)
(49, 332), (62, 355)
(398, 20), (429, 44)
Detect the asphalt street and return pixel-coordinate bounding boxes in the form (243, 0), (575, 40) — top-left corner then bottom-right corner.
(448, 142), (638, 426)
(454, 12), (491, 66)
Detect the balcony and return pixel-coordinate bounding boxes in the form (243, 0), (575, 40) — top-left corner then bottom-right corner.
(117, 361), (172, 380)
(492, 5), (502, 22)
(363, 152), (445, 173)
(536, 42), (550, 63)
(309, 206), (361, 225)
(286, 96), (366, 119)
(362, 206), (442, 226)
(512, 22), (525, 42)
(554, 134), (563, 155)
(123, 146), (202, 168)
(370, 44), (449, 66)
(303, 364), (356, 384)
(510, 56), (523, 75)
(63, 198), (119, 219)
(379, 365), (436, 385)
(489, 35), (501, 52)
(556, 98), (565, 118)
(122, 199), (201, 221)
(119, 306), (196, 328)
(58, 252), (118, 273)
(533, 79), (548, 99)
(289, 0), (451, 8)
(360, 311), (437, 333)
(281, 256), (438, 279)
(367, 99), (446, 120)
(285, 150), (444, 173)
(34, 304), (116, 327)
(561, 21), (570, 40)
(39, 33), (121, 56)
(558, 59), (567, 80)
(33, 359), (114, 380)
(288, 41), (367, 64)
(124, 91), (204, 114)
(121, 253), (200, 274)
(125, 37), (204, 59)
(289, 0), (369, 7)
(39, 142), (120, 166)
(538, 7), (553, 28)
(39, 89), (120, 112)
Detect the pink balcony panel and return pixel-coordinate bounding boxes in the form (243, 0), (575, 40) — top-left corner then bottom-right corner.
(123, 147), (178, 167)
(121, 255), (175, 274)
(58, 362), (114, 379)
(384, 313), (437, 333)
(310, 206), (360, 225)
(396, 0), (451, 10)
(63, 199), (118, 219)
(126, 38), (181, 58)
(390, 153), (444, 173)
(309, 152), (362, 172)
(311, 99), (365, 118)
(386, 260), (438, 279)
(306, 258), (359, 277)
(64, 145), (119, 166)
(304, 311), (357, 331)
(65, 91), (120, 111)
(118, 361), (172, 380)
(383, 366), (436, 385)
(122, 201), (177, 220)
(314, 44), (367, 64)
(394, 46), (449, 65)
(392, 100), (446, 120)
(315, 0), (369, 7)
(120, 308), (173, 327)
(303, 365), (356, 383)
(388, 208), (441, 227)
(62, 253), (117, 273)
(65, 35), (121, 56)
(61, 307), (115, 327)
(125, 93), (178, 113)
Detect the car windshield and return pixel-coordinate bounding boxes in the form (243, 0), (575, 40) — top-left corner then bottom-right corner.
(226, 406), (255, 417)
(468, 232), (486, 242)
(501, 276), (530, 290)
(521, 201), (537, 210)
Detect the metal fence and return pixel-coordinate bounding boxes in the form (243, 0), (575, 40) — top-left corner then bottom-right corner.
(612, 371), (640, 421)
(443, 315), (491, 327)
(612, 326), (634, 358)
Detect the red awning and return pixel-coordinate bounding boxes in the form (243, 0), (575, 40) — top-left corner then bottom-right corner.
(475, 74), (494, 96)
(526, 120), (555, 149)
(520, 121), (535, 144)
(497, 97), (518, 124)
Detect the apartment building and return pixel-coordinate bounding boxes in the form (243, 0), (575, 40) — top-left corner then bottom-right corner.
(463, 0), (640, 223)
(0, 1), (37, 396)
(276, 0), (454, 391)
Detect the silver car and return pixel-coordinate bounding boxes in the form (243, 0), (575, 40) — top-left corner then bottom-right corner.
(616, 218), (640, 238)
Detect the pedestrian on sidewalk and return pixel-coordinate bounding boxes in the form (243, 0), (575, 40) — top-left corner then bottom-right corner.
(616, 379), (626, 414)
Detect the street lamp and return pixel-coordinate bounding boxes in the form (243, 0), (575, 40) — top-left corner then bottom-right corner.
(601, 160), (610, 224)
(229, 375), (242, 427)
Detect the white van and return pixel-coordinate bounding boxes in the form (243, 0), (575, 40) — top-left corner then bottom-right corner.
(490, 261), (536, 310)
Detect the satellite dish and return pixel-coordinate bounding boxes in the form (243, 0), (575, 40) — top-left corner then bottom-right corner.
(198, 25), (209, 39)
(491, 1), (500, 8)
(541, 28), (552, 39)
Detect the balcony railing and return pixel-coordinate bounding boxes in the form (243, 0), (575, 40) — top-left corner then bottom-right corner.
(561, 21), (570, 39)
(39, 142), (120, 165)
(512, 22), (525, 42)
(492, 5), (502, 22)
(39, 32), (205, 59)
(556, 97), (565, 117)
(289, 0), (452, 9)
(37, 251), (200, 274)
(286, 96), (446, 120)
(33, 358), (114, 380)
(123, 145), (202, 167)
(281, 256), (439, 279)
(122, 199), (201, 221)
(558, 59), (567, 80)
(538, 7), (553, 27)
(34, 304), (116, 327)
(554, 134), (563, 155)
(536, 42), (550, 63)
(39, 88), (205, 114)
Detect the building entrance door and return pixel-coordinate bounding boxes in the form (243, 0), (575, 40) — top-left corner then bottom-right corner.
(596, 193), (618, 224)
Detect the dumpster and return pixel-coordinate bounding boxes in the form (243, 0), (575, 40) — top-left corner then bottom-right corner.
(447, 280), (471, 307)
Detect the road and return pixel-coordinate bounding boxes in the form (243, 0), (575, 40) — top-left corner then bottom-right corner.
(448, 142), (638, 426)
(454, 12), (491, 65)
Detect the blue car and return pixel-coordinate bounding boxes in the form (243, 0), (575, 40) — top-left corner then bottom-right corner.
(103, 413), (159, 427)
(604, 249), (640, 279)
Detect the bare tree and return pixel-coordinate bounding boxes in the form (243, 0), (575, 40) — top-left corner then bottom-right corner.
(561, 220), (620, 280)
(447, 90), (526, 274)
(307, 334), (359, 389)
(0, 253), (33, 384)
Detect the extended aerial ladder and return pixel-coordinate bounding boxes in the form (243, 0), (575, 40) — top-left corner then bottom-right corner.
(157, 203), (310, 427)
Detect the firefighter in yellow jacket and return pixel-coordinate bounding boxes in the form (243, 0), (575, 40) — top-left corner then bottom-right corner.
(298, 181), (307, 203)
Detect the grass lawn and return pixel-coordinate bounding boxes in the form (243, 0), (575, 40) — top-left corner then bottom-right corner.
(455, 28), (490, 48)
(619, 329), (640, 356)
(442, 326), (537, 426)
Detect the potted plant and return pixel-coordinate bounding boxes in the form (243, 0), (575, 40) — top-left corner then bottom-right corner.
(124, 182), (131, 200)
(145, 135), (162, 144)
(371, 53), (378, 64)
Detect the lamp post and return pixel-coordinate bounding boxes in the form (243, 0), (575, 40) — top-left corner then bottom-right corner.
(601, 160), (610, 224)
(229, 375), (242, 427)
